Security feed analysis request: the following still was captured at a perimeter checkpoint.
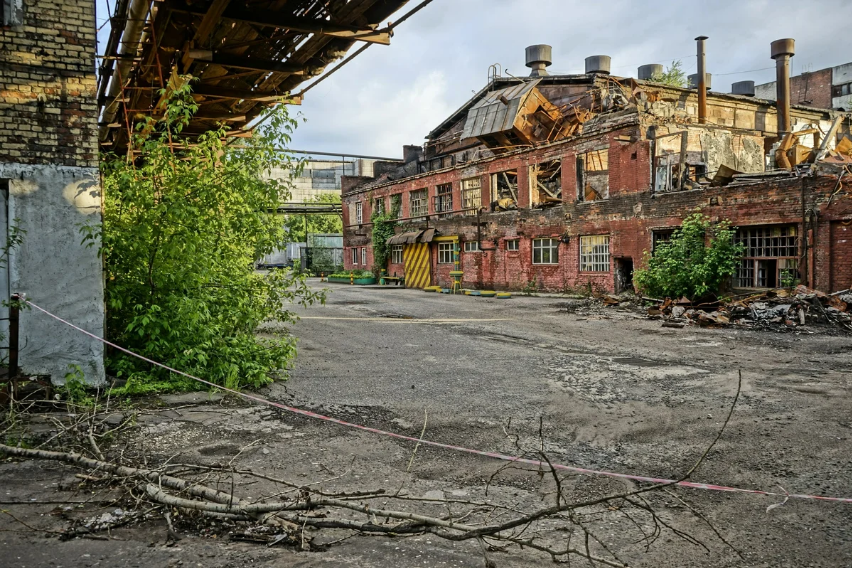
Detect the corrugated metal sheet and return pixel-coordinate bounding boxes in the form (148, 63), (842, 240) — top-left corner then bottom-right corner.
(461, 80), (540, 140)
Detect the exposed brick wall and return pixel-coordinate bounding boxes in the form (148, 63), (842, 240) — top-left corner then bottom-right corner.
(791, 68), (834, 110)
(0, 0), (98, 167)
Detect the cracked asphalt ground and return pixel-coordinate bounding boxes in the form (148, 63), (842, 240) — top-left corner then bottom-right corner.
(2, 280), (852, 567)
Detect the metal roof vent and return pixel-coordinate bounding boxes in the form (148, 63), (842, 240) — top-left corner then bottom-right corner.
(638, 64), (663, 80)
(525, 45), (552, 77)
(585, 55), (611, 74)
(688, 73), (712, 90)
(731, 80), (755, 96)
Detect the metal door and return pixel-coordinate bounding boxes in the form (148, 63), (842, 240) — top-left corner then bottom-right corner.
(403, 243), (431, 288)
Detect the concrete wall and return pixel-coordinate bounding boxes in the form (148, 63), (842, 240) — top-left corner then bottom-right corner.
(0, 164), (105, 383)
(831, 63), (852, 110)
(266, 159), (378, 202)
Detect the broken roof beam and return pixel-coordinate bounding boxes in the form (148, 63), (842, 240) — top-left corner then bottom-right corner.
(191, 83), (302, 104)
(189, 50), (306, 75)
(172, 1), (392, 45)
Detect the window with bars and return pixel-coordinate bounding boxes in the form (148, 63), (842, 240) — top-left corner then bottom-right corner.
(410, 189), (427, 217)
(576, 149), (609, 201)
(506, 239), (519, 252)
(438, 242), (454, 264)
(391, 245), (403, 264)
(464, 241), (480, 253)
(434, 183), (453, 217)
(734, 225), (799, 288)
(532, 238), (559, 265)
(355, 202), (363, 224)
(462, 177), (482, 215)
(580, 235), (610, 272)
(390, 194), (402, 218)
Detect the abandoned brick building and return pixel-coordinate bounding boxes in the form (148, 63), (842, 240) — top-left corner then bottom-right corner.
(341, 40), (852, 294)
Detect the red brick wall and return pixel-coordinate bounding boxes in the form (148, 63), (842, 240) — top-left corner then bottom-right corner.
(790, 68), (833, 109)
(827, 221), (852, 291)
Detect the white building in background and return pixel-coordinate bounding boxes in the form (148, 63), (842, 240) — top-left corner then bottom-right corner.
(266, 158), (378, 203)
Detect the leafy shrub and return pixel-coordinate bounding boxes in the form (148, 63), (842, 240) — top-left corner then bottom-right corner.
(633, 213), (743, 301)
(84, 80), (324, 393)
(329, 270), (374, 279)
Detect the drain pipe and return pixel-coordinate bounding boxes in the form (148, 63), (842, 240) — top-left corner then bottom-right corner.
(695, 36), (708, 124)
(476, 208), (497, 251)
(771, 38), (795, 134)
(98, 0), (152, 141)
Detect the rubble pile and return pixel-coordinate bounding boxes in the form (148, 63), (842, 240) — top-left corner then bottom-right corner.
(647, 286), (852, 331)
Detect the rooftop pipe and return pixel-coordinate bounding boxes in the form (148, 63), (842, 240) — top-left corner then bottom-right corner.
(771, 38), (795, 134)
(695, 36), (708, 124)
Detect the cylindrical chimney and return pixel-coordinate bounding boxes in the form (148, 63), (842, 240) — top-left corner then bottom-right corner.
(731, 80), (755, 96)
(638, 64), (663, 80)
(585, 55), (611, 75)
(695, 36), (708, 124)
(688, 73), (713, 90)
(771, 38), (795, 134)
(525, 45), (552, 77)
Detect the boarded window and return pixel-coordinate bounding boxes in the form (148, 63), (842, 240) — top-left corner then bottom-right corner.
(490, 170), (518, 210)
(434, 183), (453, 217)
(735, 225), (799, 288)
(438, 242), (454, 264)
(462, 177), (482, 216)
(532, 238), (559, 265)
(576, 149), (609, 201)
(530, 159), (562, 205)
(580, 235), (610, 272)
(410, 189), (427, 217)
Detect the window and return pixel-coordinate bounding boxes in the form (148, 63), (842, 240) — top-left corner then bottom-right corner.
(530, 160), (562, 205)
(2, 0), (22, 26)
(580, 235), (610, 272)
(351, 248), (358, 265)
(355, 201), (363, 224)
(390, 194), (402, 218)
(438, 242), (454, 264)
(490, 170), (518, 210)
(410, 189), (427, 218)
(832, 82), (852, 98)
(434, 183), (453, 217)
(464, 241), (480, 253)
(532, 238), (559, 265)
(651, 229), (675, 254)
(391, 245), (403, 264)
(462, 177), (482, 215)
(374, 197), (385, 216)
(361, 247), (367, 266)
(735, 225), (799, 288)
(506, 239), (519, 251)
(576, 149), (609, 201)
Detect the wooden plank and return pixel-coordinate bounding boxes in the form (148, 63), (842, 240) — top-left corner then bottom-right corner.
(191, 83), (301, 103)
(189, 50), (305, 75)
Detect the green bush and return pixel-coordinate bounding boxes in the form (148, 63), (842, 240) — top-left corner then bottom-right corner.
(329, 270), (374, 279)
(84, 80), (324, 394)
(633, 212), (744, 301)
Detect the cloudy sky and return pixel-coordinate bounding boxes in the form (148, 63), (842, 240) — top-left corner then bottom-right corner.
(96, 0), (852, 159)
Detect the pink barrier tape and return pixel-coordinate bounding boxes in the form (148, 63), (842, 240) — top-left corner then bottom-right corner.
(22, 297), (852, 505)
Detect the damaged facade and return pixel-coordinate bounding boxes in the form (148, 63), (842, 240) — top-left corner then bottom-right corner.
(0, 0), (105, 382)
(342, 41), (852, 294)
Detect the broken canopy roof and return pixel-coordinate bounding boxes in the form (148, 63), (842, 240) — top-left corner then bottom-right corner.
(386, 228), (437, 245)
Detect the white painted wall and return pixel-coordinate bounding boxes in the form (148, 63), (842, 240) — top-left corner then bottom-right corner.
(265, 159), (376, 202)
(0, 163), (105, 385)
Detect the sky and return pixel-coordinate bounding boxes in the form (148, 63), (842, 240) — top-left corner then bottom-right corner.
(95, 0), (852, 159)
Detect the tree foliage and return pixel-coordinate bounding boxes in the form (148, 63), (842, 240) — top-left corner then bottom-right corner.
(370, 198), (400, 275)
(650, 60), (688, 88)
(85, 80), (324, 393)
(633, 213), (744, 301)
(283, 193), (342, 242)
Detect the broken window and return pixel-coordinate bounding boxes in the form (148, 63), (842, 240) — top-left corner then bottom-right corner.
(409, 189), (427, 218)
(576, 149), (608, 201)
(390, 194), (402, 218)
(433, 183), (453, 217)
(490, 169), (518, 210)
(735, 225), (799, 288)
(532, 238), (559, 265)
(437, 242), (454, 264)
(506, 239), (519, 251)
(580, 235), (610, 272)
(530, 159), (562, 206)
(373, 197), (385, 216)
(461, 177), (482, 216)
(391, 245), (403, 264)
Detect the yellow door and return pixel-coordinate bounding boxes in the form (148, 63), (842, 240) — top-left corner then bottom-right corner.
(403, 243), (431, 288)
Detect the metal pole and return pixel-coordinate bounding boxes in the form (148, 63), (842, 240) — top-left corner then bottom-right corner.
(695, 36), (708, 124)
(9, 293), (19, 398)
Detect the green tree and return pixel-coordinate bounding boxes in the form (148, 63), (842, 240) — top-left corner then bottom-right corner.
(650, 60), (688, 88)
(370, 197), (400, 275)
(283, 193), (342, 242)
(633, 212), (744, 301)
(85, 80), (324, 394)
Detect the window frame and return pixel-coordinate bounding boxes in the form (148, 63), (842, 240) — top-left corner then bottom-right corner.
(532, 238), (559, 265)
(576, 148), (609, 202)
(355, 201), (363, 224)
(391, 245), (404, 264)
(373, 197), (385, 216)
(734, 225), (799, 288)
(361, 247), (367, 267)
(463, 241), (480, 253)
(506, 239), (520, 252)
(461, 177), (482, 216)
(351, 248), (358, 265)
(409, 189), (428, 218)
(579, 235), (611, 272)
(437, 242), (454, 264)
(390, 194), (402, 218)
(434, 183), (453, 217)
